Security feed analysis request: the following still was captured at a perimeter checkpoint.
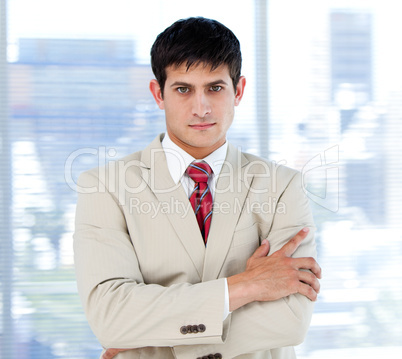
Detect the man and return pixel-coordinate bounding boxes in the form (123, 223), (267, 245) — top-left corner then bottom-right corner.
(74, 17), (321, 359)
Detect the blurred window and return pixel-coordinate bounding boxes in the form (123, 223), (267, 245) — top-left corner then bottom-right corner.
(1, 1), (401, 358)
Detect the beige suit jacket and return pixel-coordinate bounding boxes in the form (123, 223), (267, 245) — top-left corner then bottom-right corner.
(74, 134), (317, 359)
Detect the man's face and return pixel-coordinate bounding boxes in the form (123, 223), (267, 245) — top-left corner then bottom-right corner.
(150, 63), (246, 158)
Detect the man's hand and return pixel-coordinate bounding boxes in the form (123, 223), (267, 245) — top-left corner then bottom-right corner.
(227, 228), (322, 311)
(102, 348), (129, 359)
(100, 228), (321, 357)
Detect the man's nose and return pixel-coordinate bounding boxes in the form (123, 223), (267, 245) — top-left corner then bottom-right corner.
(192, 92), (211, 118)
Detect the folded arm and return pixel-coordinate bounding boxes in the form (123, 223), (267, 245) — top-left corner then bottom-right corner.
(173, 171), (321, 358)
(76, 169), (321, 358)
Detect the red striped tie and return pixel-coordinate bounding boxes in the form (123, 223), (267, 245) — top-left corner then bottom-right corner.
(186, 161), (213, 244)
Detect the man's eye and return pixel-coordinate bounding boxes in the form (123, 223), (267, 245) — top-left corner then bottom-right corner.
(210, 86), (222, 92)
(177, 87), (189, 94)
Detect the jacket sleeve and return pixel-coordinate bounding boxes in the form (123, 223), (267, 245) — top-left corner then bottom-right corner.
(73, 170), (227, 349)
(173, 171), (317, 359)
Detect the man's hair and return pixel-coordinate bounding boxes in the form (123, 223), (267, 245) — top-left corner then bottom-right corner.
(150, 17), (242, 95)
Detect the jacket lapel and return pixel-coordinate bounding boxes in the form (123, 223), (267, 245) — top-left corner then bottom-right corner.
(202, 143), (253, 281)
(140, 135), (206, 279)
(139, 135), (254, 282)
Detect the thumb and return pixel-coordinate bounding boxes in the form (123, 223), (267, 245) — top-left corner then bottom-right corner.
(251, 239), (270, 258)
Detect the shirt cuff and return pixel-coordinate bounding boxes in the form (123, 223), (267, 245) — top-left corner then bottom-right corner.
(223, 278), (231, 321)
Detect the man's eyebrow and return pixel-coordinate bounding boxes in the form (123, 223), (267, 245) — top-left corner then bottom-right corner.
(170, 81), (192, 88)
(206, 79), (229, 86)
(170, 79), (229, 88)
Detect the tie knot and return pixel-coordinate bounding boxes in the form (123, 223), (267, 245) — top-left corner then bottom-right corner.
(186, 161), (212, 183)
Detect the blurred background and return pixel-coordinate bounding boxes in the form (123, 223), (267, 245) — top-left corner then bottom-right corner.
(1, 0), (401, 358)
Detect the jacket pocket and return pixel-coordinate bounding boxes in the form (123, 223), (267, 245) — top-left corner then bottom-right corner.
(232, 222), (259, 248)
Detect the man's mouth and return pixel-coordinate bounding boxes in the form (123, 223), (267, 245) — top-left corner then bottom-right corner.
(189, 123), (215, 130)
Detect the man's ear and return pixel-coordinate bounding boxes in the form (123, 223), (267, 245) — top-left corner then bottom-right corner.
(149, 79), (164, 109)
(234, 76), (246, 106)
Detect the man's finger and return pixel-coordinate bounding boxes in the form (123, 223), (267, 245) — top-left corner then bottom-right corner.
(277, 227), (309, 257)
(298, 269), (321, 294)
(103, 349), (131, 359)
(293, 257), (322, 279)
(102, 349), (120, 359)
(250, 239), (270, 259)
(296, 280), (319, 302)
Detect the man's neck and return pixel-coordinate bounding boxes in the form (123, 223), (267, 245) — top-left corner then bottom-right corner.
(166, 134), (226, 159)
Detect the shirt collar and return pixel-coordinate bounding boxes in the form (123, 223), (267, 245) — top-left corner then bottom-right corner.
(162, 132), (228, 185)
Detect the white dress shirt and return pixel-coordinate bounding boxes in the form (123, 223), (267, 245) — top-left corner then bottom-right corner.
(162, 133), (231, 321)
(162, 133), (227, 198)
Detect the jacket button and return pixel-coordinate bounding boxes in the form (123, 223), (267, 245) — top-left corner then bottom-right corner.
(180, 326), (188, 335)
(192, 325), (199, 333)
(187, 325), (193, 333)
(215, 354), (222, 359)
(198, 324), (206, 332)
